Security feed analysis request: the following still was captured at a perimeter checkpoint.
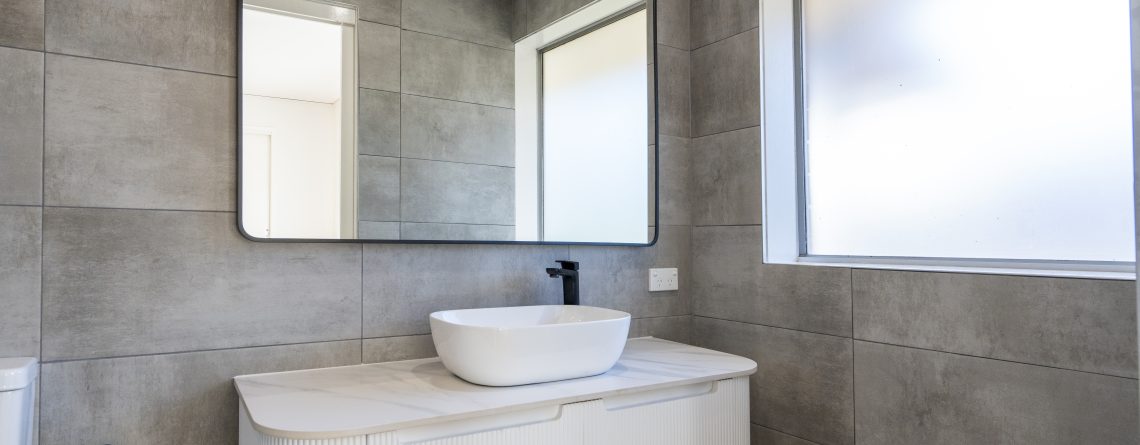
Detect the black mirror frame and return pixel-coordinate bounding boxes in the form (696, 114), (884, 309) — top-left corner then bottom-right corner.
(235, 0), (660, 247)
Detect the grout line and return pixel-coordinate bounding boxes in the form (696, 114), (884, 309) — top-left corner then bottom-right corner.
(691, 223), (762, 228)
(41, 50), (234, 79)
(360, 243), (365, 364)
(751, 423), (824, 445)
(690, 25), (759, 53)
(359, 87), (517, 112)
(359, 153), (516, 169)
(397, 27), (516, 53)
(850, 269), (857, 445)
(38, 6), (46, 442)
(694, 315), (1139, 381)
(42, 205), (235, 214)
(38, 338), (364, 365)
(690, 124), (760, 142)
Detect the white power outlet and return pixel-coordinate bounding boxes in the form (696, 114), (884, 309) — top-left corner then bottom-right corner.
(649, 268), (679, 292)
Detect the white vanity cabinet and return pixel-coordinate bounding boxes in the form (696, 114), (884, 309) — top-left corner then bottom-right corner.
(235, 338), (756, 445)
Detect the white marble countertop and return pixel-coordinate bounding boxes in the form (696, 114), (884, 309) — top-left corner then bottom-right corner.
(234, 337), (757, 440)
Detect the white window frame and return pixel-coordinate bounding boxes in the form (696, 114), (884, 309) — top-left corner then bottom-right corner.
(758, 0), (1136, 280)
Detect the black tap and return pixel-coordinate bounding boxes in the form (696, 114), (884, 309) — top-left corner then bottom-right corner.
(546, 260), (580, 305)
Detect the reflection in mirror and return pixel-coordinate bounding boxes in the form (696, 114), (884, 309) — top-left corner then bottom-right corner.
(239, 0), (655, 243)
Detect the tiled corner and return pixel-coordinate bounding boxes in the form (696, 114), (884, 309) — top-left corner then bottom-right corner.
(690, 126), (761, 226)
(45, 0), (235, 75)
(657, 135), (692, 226)
(657, 44), (691, 138)
(41, 208), (362, 361)
(360, 21), (401, 92)
(44, 55), (235, 212)
(690, 0), (758, 49)
(691, 29), (760, 137)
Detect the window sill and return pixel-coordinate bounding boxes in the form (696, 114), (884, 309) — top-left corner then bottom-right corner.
(766, 255), (1136, 281)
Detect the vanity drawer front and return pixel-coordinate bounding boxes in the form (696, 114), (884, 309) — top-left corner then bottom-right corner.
(586, 377), (750, 445)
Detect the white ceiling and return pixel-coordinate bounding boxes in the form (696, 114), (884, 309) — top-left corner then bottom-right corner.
(242, 8), (343, 104)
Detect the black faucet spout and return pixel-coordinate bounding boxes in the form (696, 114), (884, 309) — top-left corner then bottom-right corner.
(546, 260), (580, 305)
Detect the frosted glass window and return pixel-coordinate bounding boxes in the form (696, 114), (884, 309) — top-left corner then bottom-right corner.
(541, 10), (649, 244)
(801, 0), (1135, 262)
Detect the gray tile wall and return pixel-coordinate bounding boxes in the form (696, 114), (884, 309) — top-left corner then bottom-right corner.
(687, 3), (1140, 444)
(356, 2), (518, 239)
(0, 0), (694, 443)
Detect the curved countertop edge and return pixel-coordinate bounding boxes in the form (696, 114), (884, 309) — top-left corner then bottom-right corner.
(236, 337), (759, 441)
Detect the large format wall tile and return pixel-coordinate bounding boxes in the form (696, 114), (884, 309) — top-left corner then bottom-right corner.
(569, 226), (691, 318)
(692, 225), (852, 336)
(853, 270), (1137, 378)
(363, 244), (563, 337)
(44, 55), (235, 212)
(363, 335), (437, 363)
(403, 0), (514, 50)
(0, 47), (43, 206)
(0, 0), (44, 50)
(691, 126), (761, 226)
(401, 95), (515, 167)
(752, 425), (818, 445)
(658, 44), (691, 138)
(359, 220), (400, 239)
(45, 0), (234, 75)
(854, 341), (1138, 445)
(691, 29), (760, 137)
(657, 135), (691, 226)
(360, 21), (401, 92)
(400, 222), (514, 241)
(402, 31), (514, 108)
(695, 317), (854, 445)
(629, 315), (691, 343)
(359, 89), (401, 157)
(359, 155), (401, 222)
(41, 208), (362, 360)
(690, 0), (758, 49)
(40, 340), (360, 445)
(401, 159), (514, 225)
(0, 206), (40, 358)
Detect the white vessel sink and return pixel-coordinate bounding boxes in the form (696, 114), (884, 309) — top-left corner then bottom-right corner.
(429, 305), (631, 386)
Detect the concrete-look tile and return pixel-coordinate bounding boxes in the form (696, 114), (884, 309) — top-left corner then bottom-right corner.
(402, 31), (514, 108)
(359, 220), (400, 239)
(568, 226), (690, 318)
(691, 29), (760, 137)
(403, 0), (515, 49)
(46, 0), (234, 75)
(344, 0), (401, 26)
(695, 317), (854, 445)
(40, 340), (360, 445)
(363, 335), (437, 362)
(0, 47), (43, 206)
(401, 95), (515, 167)
(657, 135), (691, 226)
(656, 0), (690, 50)
(401, 159), (515, 225)
(360, 21), (401, 92)
(358, 155), (401, 222)
(693, 226), (852, 337)
(630, 316), (691, 344)
(658, 44), (691, 138)
(44, 55), (234, 212)
(362, 243), (563, 337)
(691, 126), (761, 226)
(511, 0), (527, 41)
(400, 222), (515, 241)
(690, 0), (759, 49)
(0, 206), (40, 358)
(359, 89), (401, 157)
(0, 0), (43, 51)
(41, 208), (362, 361)
(526, 0), (591, 33)
(853, 270), (1137, 378)
(753, 424), (819, 445)
(854, 341), (1138, 445)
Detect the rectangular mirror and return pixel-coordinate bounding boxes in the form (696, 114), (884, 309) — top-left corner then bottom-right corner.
(238, 0), (659, 244)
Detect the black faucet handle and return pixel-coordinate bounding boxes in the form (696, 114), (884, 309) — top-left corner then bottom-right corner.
(554, 260), (579, 271)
